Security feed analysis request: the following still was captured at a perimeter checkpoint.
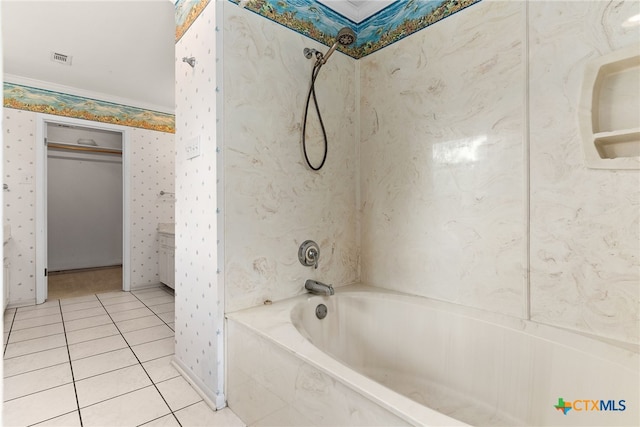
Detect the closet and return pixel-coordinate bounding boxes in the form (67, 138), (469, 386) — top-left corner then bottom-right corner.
(46, 123), (123, 274)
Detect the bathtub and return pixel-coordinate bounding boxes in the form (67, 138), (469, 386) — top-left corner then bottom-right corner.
(226, 285), (638, 426)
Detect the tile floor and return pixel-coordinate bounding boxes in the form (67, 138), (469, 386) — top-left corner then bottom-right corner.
(3, 286), (245, 427)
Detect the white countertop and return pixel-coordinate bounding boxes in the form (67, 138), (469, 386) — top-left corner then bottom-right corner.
(157, 223), (175, 235)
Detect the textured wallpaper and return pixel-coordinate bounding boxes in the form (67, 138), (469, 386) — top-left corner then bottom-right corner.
(2, 108), (175, 305)
(174, 0), (224, 408)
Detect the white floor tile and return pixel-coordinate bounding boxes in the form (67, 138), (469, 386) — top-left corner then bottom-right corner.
(142, 355), (180, 383)
(68, 334), (128, 361)
(134, 290), (173, 301)
(4, 333), (67, 358)
(3, 363), (72, 402)
(59, 294), (99, 306)
(75, 364), (152, 408)
(2, 383), (77, 427)
(131, 337), (174, 362)
(10, 313), (62, 331)
(8, 322), (64, 343)
(104, 300), (146, 313)
(62, 306), (107, 321)
(65, 323), (119, 345)
(142, 355), (180, 384)
(109, 307), (155, 322)
(175, 403), (246, 427)
(3, 347), (70, 378)
(156, 375), (202, 411)
(150, 303), (174, 314)
(122, 324), (174, 346)
(99, 293), (140, 306)
(64, 314), (113, 332)
(14, 306), (61, 321)
(140, 414), (181, 426)
(95, 290), (128, 300)
(157, 311), (175, 323)
(80, 385), (171, 427)
(32, 410), (82, 426)
(141, 295), (175, 307)
(71, 347), (139, 380)
(61, 300), (102, 313)
(16, 300), (60, 312)
(115, 314), (164, 333)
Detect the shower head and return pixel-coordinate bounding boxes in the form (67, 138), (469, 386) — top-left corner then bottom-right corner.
(320, 27), (357, 64)
(336, 27), (356, 46)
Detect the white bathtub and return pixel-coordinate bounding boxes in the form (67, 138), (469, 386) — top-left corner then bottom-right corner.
(226, 285), (638, 426)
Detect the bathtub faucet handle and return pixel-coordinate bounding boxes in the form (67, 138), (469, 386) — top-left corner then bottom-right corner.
(308, 248), (318, 269)
(299, 240), (320, 269)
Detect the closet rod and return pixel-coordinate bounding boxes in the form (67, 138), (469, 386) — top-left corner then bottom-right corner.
(47, 141), (122, 156)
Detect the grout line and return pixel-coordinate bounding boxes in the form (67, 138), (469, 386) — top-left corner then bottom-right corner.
(26, 409), (79, 427)
(3, 360), (70, 380)
(3, 309), (18, 357)
(58, 299), (84, 427)
(96, 291), (179, 425)
(4, 379), (75, 404)
(2, 344), (67, 361)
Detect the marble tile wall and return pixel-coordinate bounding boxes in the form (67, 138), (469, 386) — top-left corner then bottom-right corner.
(359, 0), (639, 344)
(222, 2), (359, 312)
(2, 108), (175, 305)
(528, 1), (640, 344)
(359, 0), (527, 318)
(174, 0), (224, 408)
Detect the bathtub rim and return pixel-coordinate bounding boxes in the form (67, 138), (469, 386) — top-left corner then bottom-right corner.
(226, 284), (638, 426)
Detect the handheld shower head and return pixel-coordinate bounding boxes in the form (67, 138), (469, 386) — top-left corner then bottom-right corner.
(320, 27), (356, 64)
(336, 27), (356, 46)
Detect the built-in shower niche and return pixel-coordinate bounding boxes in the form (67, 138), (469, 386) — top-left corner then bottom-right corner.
(580, 44), (640, 169)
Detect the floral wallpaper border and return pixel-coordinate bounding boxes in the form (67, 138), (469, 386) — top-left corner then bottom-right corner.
(3, 82), (175, 134)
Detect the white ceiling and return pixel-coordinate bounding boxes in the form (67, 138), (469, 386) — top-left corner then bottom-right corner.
(1, 1), (395, 113)
(2, 0), (175, 112)
(317, 0), (396, 23)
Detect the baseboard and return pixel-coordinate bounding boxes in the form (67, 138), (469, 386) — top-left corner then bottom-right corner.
(171, 356), (226, 410)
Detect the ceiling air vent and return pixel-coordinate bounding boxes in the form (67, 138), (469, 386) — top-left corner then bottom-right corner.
(50, 52), (72, 66)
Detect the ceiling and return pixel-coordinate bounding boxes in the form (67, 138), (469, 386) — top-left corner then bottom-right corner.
(1, 0), (397, 113)
(317, 0), (396, 23)
(2, 0), (175, 112)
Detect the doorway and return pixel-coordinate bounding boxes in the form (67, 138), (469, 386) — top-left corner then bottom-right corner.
(35, 114), (131, 303)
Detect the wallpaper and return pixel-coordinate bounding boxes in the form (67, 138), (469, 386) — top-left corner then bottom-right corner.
(175, 0), (481, 58)
(2, 108), (175, 306)
(3, 83), (175, 134)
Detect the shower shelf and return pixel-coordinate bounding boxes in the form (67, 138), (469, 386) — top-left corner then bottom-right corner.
(579, 44), (640, 169)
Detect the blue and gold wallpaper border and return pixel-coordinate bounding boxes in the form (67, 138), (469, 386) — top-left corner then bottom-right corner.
(226, 0), (482, 58)
(3, 83), (175, 134)
(174, 0), (482, 58)
(176, 0), (211, 42)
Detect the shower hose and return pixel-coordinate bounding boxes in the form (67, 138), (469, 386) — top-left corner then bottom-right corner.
(302, 61), (328, 171)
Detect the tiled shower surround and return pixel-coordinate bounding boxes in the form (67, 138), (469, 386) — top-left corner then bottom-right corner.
(216, 0), (639, 345)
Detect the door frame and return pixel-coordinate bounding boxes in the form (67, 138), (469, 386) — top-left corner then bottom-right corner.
(35, 113), (131, 303)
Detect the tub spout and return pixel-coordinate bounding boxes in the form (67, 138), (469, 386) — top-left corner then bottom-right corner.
(305, 279), (334, 296)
